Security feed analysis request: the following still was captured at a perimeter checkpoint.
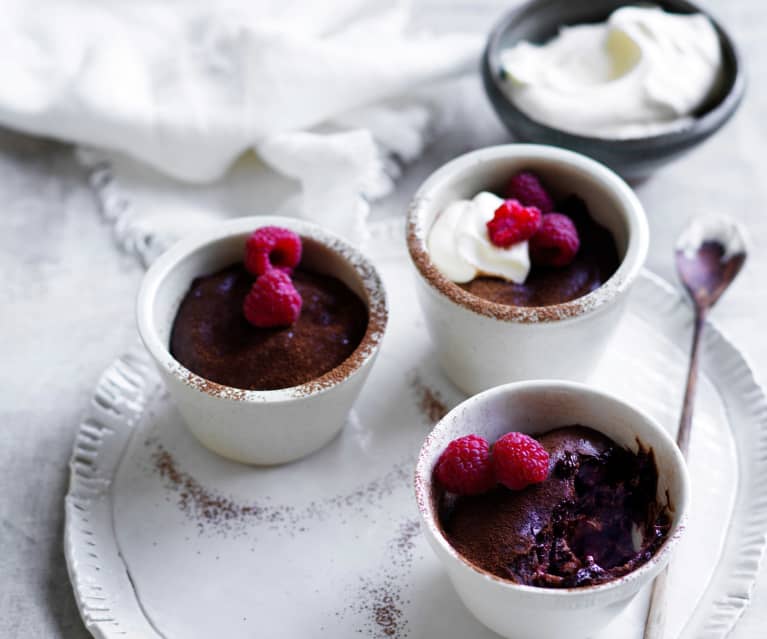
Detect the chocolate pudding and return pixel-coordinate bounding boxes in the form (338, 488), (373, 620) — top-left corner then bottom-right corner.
(460, 197), (620, 307)
(170, 264), (368, 391)
(437, 426), (671, 588)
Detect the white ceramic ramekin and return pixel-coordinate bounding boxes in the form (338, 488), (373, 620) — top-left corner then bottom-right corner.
(414, 380), (689, 639)
(136, 216), (387, 465)
(407, 144), (649, 395)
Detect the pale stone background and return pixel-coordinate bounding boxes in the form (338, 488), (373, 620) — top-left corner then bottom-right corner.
(1, 1), (765, 637)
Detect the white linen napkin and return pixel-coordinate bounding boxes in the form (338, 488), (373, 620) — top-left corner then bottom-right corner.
(0, 0), (483, 261)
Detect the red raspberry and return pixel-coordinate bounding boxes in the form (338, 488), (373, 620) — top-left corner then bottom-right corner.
(493, 432), (550, 491)
(486, 200), (542, 248)
(242, 269), (302, 328)
(434, 435), (495, 495)
(505, 171), (554, 214)
(244, 226), (302, 276)
(529, 213), (581, 267)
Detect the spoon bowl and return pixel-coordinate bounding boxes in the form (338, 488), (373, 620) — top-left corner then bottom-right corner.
(675, 215), (747, 309)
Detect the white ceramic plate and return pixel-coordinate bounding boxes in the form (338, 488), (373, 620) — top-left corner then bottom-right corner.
(65, 222), (767, 639)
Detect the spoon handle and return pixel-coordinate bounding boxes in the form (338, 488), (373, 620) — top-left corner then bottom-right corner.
(644, 568), (670, 639)
(676, 307), (707, 457)
(643, 306), (707, 639)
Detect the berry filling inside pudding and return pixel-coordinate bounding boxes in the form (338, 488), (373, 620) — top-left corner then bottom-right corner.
(434, 426), (671, 588)
(170, 227), (368, 391)
(428, 171), (620, 307)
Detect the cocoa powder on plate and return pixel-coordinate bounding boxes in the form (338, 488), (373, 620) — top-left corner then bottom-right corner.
(151, 443), (412, 535)
(411, 376), (448, 425)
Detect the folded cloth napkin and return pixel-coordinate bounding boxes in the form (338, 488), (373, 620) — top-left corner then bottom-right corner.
(0, 0), (483, 261)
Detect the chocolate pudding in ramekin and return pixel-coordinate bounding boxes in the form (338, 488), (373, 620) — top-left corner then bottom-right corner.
(407, 144), (648, 395)
(414, 381), (689, 639)
(137, 216), (387, 465)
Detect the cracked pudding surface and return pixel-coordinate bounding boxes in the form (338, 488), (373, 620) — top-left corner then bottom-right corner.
(437, 426), (671, 588)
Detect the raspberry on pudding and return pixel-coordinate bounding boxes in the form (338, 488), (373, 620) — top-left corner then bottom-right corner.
(433, 426), (671, 588)
(170, 226), (369, 391)
(427, 171), (620, 308)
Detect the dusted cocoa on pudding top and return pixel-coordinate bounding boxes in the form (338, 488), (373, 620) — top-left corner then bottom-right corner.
(460, 197), (620, 307)
(170, 263), (368, 391)
(426, 170), (621, 308)
(436, 426), (671, 588)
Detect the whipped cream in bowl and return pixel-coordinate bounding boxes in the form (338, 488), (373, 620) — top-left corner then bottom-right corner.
(481, 1), (745, 179)
(498, 6), (723, 139)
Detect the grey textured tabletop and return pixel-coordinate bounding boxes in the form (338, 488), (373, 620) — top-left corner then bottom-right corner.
(1, 1), (766, 637)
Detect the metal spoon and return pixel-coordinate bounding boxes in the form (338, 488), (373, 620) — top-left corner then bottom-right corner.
(643, 215), (747, 639)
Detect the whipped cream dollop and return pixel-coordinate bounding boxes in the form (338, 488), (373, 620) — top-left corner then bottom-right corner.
(499, 6), (723, 139)
(428, 191), (530, 284)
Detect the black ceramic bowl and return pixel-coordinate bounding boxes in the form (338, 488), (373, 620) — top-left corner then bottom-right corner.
(482, 0), (745, 180)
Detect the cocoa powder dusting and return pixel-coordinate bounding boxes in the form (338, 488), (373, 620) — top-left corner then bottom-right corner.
(412, 376), (448, 425)
(170, 265), (369, 391)
(391, 518), (421, 569)
(151, 443), (412, 536)
(153, 443), (424, 635)
(342, 518), (421, 638)
(153, 447), (251, 531)
(368, 585), (404, 637)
